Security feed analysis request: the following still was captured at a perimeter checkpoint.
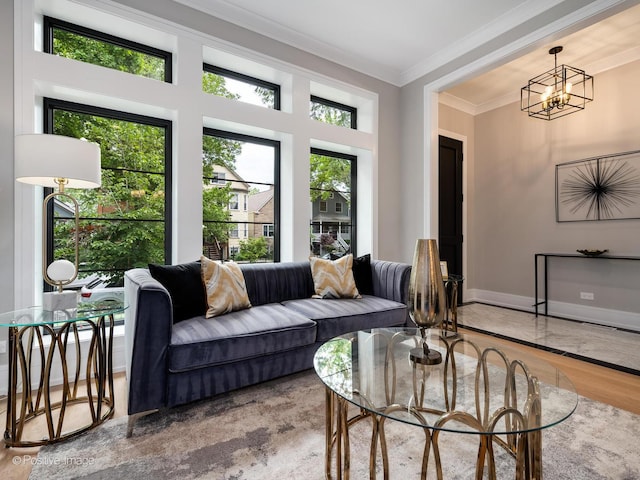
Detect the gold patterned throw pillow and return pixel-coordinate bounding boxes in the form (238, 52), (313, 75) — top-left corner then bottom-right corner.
(201, 256), (252, 318)
(309, 254), (361, 299)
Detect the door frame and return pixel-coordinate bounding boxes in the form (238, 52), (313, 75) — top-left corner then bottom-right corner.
(438, 129), (467, 303)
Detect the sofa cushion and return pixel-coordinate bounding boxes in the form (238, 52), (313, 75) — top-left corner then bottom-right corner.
(201, 257), (252, 318)
(283, 296), (407, 342)
(148, 261), (207, 323)
(309, 254), (361, 299)
(168, 303), (317, 371)
(240, 262), (314, 306)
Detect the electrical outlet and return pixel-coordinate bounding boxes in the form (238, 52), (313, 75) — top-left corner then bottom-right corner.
(580, 292), (594, 300)
(0, 340), (6, 354)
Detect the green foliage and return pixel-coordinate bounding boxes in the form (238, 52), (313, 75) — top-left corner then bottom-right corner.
(202, 134), (241, 176)
(53, 29), (165, 80)
(202, 185), (232, 244)
(310, 101), (352, 128)
(52, 109), (168, 282)
(234, 236), (269, 263)
(254, 86), (276, 108)
(202, 71), (239, 99)
(310, 154), (351, 202)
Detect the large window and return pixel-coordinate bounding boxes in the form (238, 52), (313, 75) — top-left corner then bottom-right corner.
(203, 64), (280, 109)
(310, 148), (356, 258)
(202, 129), (279, 263)
(44, 16), (172, 82)
(310, 95), (357, 129)
(45, 99), (172, 287)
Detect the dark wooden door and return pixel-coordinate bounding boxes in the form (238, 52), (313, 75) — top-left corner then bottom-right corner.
(438, 135), (463, 301)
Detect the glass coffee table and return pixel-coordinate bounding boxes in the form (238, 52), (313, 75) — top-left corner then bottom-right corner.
(313, 327), (578, 479)
(0, 301), (125, 447)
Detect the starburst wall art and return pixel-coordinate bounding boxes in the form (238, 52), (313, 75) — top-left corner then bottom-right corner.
(556, 150), (640, 222)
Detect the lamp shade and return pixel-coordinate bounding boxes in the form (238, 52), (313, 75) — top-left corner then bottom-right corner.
(15, 134), (101, 189)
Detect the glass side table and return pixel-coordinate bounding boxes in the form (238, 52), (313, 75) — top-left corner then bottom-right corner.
(0, 301), (126, 447)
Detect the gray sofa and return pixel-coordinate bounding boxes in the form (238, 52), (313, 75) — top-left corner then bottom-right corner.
(124, 259), (411, 435)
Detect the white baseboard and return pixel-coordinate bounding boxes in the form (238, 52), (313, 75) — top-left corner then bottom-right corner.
(0, 329), (126, 397)
(467, 288), (640, 332)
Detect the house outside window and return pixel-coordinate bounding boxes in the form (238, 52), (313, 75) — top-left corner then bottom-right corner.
(203, 129), (280, 262)
(263, 224), (274, 237)
(310, 148), (356, 258)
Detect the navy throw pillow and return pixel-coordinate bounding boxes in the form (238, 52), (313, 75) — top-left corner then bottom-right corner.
(352, 254), (374, 295)
(148, 261), (207, 323)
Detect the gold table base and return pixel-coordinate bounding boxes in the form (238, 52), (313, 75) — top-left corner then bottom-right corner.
(3, 313), (115, 448)
(323, 333), (543, 480)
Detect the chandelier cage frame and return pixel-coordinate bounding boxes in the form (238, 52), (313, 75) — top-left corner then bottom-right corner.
(520, 47), (594, 121)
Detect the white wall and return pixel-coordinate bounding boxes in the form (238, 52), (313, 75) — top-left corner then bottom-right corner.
(0, 0), (14, 375)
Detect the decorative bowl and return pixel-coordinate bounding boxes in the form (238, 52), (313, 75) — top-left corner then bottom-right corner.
(576, 249), (608, 257)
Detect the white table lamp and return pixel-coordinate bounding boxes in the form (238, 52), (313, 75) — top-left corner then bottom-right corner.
(16, 134), (101, 310)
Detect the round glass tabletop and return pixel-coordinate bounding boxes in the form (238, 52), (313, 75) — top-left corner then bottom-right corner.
(0, 301), (126, 327)
(314, 327), (578, 435)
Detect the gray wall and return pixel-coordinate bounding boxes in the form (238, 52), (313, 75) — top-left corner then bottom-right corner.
(0, 0), (14, 362)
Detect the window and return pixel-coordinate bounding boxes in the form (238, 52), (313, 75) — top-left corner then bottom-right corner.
(310, 95), (357, 129)
(263, 224), (274, 237)
(45, 98), (172, 288)
(212, 172), (226, 184)
(202, 129), (280, 262)
(229, 193), (239, 210)
(203, 64), (280, 109)
(44, 16), (171, 82)
(310, 148), (356, 258)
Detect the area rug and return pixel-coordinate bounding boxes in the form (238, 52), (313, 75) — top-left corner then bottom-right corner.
(30, 370), (640, 479)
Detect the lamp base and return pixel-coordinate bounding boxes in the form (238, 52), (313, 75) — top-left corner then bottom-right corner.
(43, 291), (78, 311)
(410, 347), (442, 365)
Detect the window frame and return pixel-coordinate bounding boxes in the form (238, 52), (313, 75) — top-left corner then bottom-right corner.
(310, 95), (357, 129)
(310, 147), (357, 255)
(43, 16), (173, 83)
(203, 64), (281, 110)
(202, 128), (281, 262)
(43, 97), (173, 286)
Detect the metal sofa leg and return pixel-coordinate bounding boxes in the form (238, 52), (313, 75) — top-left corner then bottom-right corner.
(126, 409), (159, 438)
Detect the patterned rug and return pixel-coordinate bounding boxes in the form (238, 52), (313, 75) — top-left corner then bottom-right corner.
(30, 370), (640, 479)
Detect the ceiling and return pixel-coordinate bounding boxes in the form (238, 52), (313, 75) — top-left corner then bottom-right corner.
(174, 0), (640, 113)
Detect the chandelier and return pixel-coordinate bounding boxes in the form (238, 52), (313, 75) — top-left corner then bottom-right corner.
(521, 46), (593, 120)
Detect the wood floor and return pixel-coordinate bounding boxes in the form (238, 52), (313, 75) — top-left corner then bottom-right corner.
(1, 337), (639, 480)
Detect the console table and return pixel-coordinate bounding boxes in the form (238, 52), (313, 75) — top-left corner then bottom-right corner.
(0, 301), (125, 447)
(534, 252), (640, 316)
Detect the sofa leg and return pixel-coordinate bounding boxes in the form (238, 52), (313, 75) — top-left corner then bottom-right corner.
(126, 409), (159, 438)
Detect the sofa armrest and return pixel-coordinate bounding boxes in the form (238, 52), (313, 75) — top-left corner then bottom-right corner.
(124, 268), (173, 415)
(370, 259), (411, 305)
